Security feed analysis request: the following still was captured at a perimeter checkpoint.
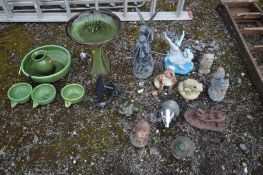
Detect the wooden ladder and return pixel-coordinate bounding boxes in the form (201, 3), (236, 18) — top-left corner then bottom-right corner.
(219, 0), (263, 96)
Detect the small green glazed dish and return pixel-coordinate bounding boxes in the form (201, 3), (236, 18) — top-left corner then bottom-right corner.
(61, 84), (85, 107)
(21, 45), (71, 83)
(31, 84), (56, 108)
(7, 83), (32, 108)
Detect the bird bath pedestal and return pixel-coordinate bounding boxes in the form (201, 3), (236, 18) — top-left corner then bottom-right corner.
(66, 10), (121, 76)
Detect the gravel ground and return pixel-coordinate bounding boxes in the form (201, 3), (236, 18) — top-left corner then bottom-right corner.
(0, 0), (263, 174)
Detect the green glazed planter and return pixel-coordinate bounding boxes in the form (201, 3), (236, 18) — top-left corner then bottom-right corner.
(61, 84), (85, 107)
(31, 84), (56, 108)
(21, 45), (71, 83)
(31, 50), (54, 75)
(7, 83), (32, 108)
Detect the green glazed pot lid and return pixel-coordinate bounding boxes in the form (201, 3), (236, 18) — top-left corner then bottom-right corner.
(61, 83), (85, 101)
(66, 10), (121, 45)
(171, 136), (195, 159)
(31, 84), (56, 103)
(7, 83), (32, 101)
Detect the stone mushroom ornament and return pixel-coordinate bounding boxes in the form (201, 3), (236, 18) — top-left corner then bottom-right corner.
(171, 136), (195, 159)
(154, 68), (177, 93)
(160, 100), (180, 128)
(130, 120), (151, 148)
(208, 67), (229, 102)
(178, 79), (203, 100)
(198, 53), (215, 75)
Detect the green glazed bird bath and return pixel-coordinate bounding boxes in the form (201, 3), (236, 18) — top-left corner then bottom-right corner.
(31, 84), (56, 108)
(66, 10), (121, 76)
(7, 83), (32, 108)
(21, 45), (71, 83)
(61, 84), (85, 107)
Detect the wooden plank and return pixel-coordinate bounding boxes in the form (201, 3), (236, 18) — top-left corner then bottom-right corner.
(176, 0), (185, 17)
(240, 27), (263, 34)
(6, 0), (150, 6)
(33, 0), (42, 18)
(123, 0), (128, 18)
(0, 11), (193, 22)
(64, 0), (71, 17)
(150, 0), (157, 16)
(219, 3), (263, 96)
(221, 0), (258, 2)
(250, 45), (263, 52)
(0, 0), (12, 17)
(234, 12), (262, 20)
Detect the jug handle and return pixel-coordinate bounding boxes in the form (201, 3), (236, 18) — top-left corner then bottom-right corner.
(11, 101), (18, 108)
(33, 101), (39, 108)
(65, 101), (72, 108)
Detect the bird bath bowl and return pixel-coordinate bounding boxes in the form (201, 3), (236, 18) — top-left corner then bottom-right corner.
(7, 83), (32, 108)
(21, 45), (71, 83)
(31, 84), (56, 108)
(61, 84), (85, 107)
(66, 10), (121, 75)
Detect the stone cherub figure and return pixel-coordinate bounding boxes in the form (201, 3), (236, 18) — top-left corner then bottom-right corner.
(163, 31), (194, 75)
(208, 67), (229, 102)
(198, 54), (215, 75)
(132, 8), (157, 79)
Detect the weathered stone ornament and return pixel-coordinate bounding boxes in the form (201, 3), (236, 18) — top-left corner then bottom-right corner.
(130, 120), (151, 148)
(160, 100), (180, 128)
(208, 67), (229, 102)
(154, 69), (177, 93)
(132, 9), (156, 79)
(198, 53), (214, 75)
(96, 77), (126, 109)
(118, 99), (140, 116)
(171, 136), (195, 159)
(184, 108), (227, 132)
(163, 31), (194, 75)
(178, 79), (203, 100)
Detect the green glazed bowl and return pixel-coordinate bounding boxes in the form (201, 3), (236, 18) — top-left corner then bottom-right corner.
(31, 84), (56, 108)
(61, 84), (85, 107)
(7, 83), (32, 108)
(21, 45), (71, 83)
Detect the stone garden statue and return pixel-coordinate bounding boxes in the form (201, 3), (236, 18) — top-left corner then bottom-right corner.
(132, 8), (157, 79)
(163, 31), (194, 75)
(208, 67), (229, 102)
(198, 53), (215, 75)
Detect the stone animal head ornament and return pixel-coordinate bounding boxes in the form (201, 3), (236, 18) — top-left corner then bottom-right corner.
(178, 79), (203, 100)
(130, 120), (151, 147)
(160, 100), (180, 128)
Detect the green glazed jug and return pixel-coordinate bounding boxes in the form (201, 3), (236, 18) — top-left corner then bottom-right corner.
(31, 50), (54, 75)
